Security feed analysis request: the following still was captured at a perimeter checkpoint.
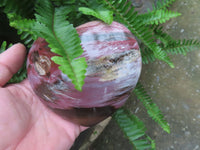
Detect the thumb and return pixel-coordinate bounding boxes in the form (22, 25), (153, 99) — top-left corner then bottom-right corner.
(0, 43), (26, 87)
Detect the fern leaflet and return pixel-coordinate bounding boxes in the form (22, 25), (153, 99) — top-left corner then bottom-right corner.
(134, 83), (170, 133)
(141, 39), (200, 64)
(139, 9), (181, 25)
(0, 0), (35, 18)
(79, 0), (113, 24)
(34, 0), (87, 91)
(141, 47), (156, 64)
(154, 0), (176, 10)
(165, 39), (200, 55)
(153, 25), (176, 47)
(113, 108), (154, 150)
(103, 0), (174, 68)
(0, 41), (9, 53)
(7, 13), (37, 47)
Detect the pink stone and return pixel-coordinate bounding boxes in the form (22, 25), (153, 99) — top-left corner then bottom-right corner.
(27, 21), (142, 126)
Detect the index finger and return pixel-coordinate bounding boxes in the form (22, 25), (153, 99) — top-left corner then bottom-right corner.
(0, 43), (26, 87)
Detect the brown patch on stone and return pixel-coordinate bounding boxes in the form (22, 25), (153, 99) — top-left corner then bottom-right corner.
(30, 51), (39, 63)
(34, 55), (51, 76)
(35, 82), (56, 103)
(86, 49), (141, 81)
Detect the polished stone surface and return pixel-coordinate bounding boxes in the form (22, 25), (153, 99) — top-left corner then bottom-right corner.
(90, 0), (200, 149)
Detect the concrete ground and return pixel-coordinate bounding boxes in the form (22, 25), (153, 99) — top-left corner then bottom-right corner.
(72, 0), (200, 150)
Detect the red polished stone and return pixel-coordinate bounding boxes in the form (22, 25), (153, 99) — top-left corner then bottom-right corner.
(27, 21), (142, 126)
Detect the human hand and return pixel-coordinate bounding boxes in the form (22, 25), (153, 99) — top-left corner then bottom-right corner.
(0, 44), (86, 150)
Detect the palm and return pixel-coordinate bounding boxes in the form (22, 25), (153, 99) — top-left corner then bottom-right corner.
(0, 44), (85, 150)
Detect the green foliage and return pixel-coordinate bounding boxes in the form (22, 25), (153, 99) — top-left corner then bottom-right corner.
(34, 0), (87, 91)
(165, 39), (200, 55)
(52, 0), (103, 27)
(139, 9), (181, 25)
(7, 13), (37, 47)
(113, 108), (155, 150)
(79, 6), (113, 24)
(154, 0), (176, 10)
(51, 0), (76, 5)
(0, 0), (36, 47)
(0, 0), (35, 18)
(141, 47), (156, 64)
(153, 25), (176, 47)
(79, 0), (113, 24)
(103, 0), (174, 68)
(134, 83), (170, 133)
(0, 41), (10, 53)
(142, 39), (200, 64)
(138, 0), (180, 25)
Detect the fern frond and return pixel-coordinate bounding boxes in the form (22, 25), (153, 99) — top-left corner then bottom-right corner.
(79, 6), (113, 24)
(147, 136), (156, 149)
(140, 38), (200, 64)
(0, 41), (7, 53)
(0, 41), (12, 53)
(0, 0), (6, 7)
(113, 108), (154, 150)
(78, 0), (113, 24)
(153, 25), (175, 47)
(34, 0), (87, 91)
(7, 13), (37, 47)
(154, 0), (176, 10)
(139, 9), (181, 25)
(51, 0), (76, 6)
(134, 83), (170, 133)
(141, 47), (156, 64)
(0, 0), (35, 18)
(103, 0), (174, 68)
(165, 39), (200, 55)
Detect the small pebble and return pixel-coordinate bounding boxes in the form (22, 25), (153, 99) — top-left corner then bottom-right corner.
(180, 29), (185, 33)
(193, 145), (199, 150)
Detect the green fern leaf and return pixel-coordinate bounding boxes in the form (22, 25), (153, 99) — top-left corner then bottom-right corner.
(0, 41), (8, 53)
(141, 47), (156, 64)
(51, 0), (76, 6)
(34, 0), (87, 91)
(165, 39), (200, 55)
(0, 0), (35, 18)
(154, 0), (176, 10)
(79, 6), (113, 24)
(153, 25), (176, 47)
(114, 108), (154, 150)
(7, 13), (37, 47)
(139, 9), (181, 25)
(0, 0), (6, 7)
(147, 136), (156, 150)
(134, 83), (170, 133)
(103, 0), (174, 68)
(141, 39), (200, 65)
(0, 41), (13, 53)
(7, 14), (36, 33)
